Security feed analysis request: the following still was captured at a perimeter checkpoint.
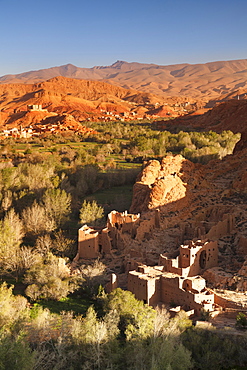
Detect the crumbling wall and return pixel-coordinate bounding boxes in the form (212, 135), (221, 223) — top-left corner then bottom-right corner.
(159, 240), (218, 277)
(159, 254), (184, 275)
(78, 225), (100, 259)
(185, 240), (218, 276)
(76, 210), (159, 260)
(99, 228), (112, 255)
(128, 264), (216, 314)
(107, 210), (140, 231)
(127, 270), (161, 306)
(180, 212), (235, 243)
(107, 210), (159, 248)
(125, 259), (142, 273)
(205, 214), (235, 240)
(212, 291), (244, 309)
(160, 274), (214, 314)
(105, 273), (118, 293)
(136, 217), (155, 241)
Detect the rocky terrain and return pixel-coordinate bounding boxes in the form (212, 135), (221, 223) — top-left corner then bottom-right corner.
(158, 99), (247, 134)
(95, 132), (247, 297)
(1, 58), (247, 130)
(1, 59), (247, 101)
(0, 76), (184, 129)
(122, 144), (247, 293)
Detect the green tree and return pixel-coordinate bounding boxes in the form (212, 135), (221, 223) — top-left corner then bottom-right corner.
(0, 209), (24, 275)
(17, 162), (55, 191)
(0, 282), (27, 329)
(0, 334), (35, 370)
(80, 200), (104, 226)
(104, 288), (156, 340)
(74, 306), (120, 370)
(42, 188), (71, 227)
(22, 201), (55, 236)
(24, 253), (79, 301)
(236, 312), (247, 329)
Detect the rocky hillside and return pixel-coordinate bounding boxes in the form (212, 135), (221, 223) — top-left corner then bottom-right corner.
(0, 76), (178, 128)
(1, 59), (247, 101)
(129, 149), (247, 289)
(159, 99), (247, 134)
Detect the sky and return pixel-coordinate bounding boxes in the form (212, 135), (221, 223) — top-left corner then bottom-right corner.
(0, 0), (246, 76)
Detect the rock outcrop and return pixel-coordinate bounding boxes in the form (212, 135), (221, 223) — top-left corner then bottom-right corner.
(130, 155), (201, 214)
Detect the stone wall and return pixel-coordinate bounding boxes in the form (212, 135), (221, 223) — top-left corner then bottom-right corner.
(128, 265), (215, 314)
(205, 214), (235, 240)
(212, 291), (245, 310)
(127, 268), (161, 306)
(78, 225), (100, 259)
(159, 239), (218, 277)
(180, 212), (235, 243)
(76, 210), (159, 260)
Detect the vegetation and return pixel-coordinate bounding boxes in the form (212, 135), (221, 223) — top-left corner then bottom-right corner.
(0, 122), (243, 369)
(0, 283), (245, 369)
(236, 312), (247, 329)
(80, 200), (104, 226)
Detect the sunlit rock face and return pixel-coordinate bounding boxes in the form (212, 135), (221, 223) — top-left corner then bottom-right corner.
(130, 155), (199, 214)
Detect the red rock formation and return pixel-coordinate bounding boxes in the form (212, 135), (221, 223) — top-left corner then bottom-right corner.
(130, 155), (201, 214)
(159, 99), (247, 136)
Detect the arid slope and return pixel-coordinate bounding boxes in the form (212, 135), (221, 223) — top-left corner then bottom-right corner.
(159, 99), (247, 134)
(0, 76), (175, 127)
(1, 59), (247, 100)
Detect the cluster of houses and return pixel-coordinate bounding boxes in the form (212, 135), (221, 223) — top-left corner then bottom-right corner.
(0, 105), (98, 139)
(88, 109), (147, 122)
(0, 99), (199, 139)
(0, 123), (97, 139)
(74, 209), (246, 318)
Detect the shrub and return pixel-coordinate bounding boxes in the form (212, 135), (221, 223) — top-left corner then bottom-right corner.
(80, 200), (104, 226)
(24, 253), (79, 301)
(236, 312), (247, 329)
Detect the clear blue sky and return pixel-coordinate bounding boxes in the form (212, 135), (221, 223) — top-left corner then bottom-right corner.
(0, 0), (246, 76)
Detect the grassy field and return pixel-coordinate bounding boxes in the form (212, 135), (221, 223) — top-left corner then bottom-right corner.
(37, 295), (100, 316)
(85, 184), (134, 213)
(8, 138), (143, 170)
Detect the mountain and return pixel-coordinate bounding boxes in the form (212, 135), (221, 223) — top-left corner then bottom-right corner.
(1, 59), (247, 101)
(0, 76), (179, 128)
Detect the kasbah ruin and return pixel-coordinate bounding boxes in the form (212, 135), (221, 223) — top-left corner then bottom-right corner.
(73, 151), (247, 328)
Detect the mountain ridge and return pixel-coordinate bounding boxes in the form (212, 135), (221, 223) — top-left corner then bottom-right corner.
(1, 59), (247, 100)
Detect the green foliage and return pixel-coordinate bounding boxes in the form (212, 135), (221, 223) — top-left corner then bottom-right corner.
(199, 308), (211, 322)
(127, 128), (240, 164)
(0, 281), (246, 370)
(80, 200), (104, 226)
(0, 209), (24, 276)
(181, 327), (247, 370)
(22, 201), (56, 236)
(236, 312), (247, 329)
(42, 188), (71, 227)
(126, 336), (192, 370)
(0, 282), (28, 329)
(17, 162), (56, 191)
(35, 296), (97, 315)
(73, 306), (121, 369)
(0, 333), (35, 370)
(24, 253), (80, 301)
(105, 288), (156, 340)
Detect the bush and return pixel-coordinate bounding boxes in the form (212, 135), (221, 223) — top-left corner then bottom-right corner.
(236, 312), (247, 329)
(80, 200), (104, 226)
(24, 253), (80, 301)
